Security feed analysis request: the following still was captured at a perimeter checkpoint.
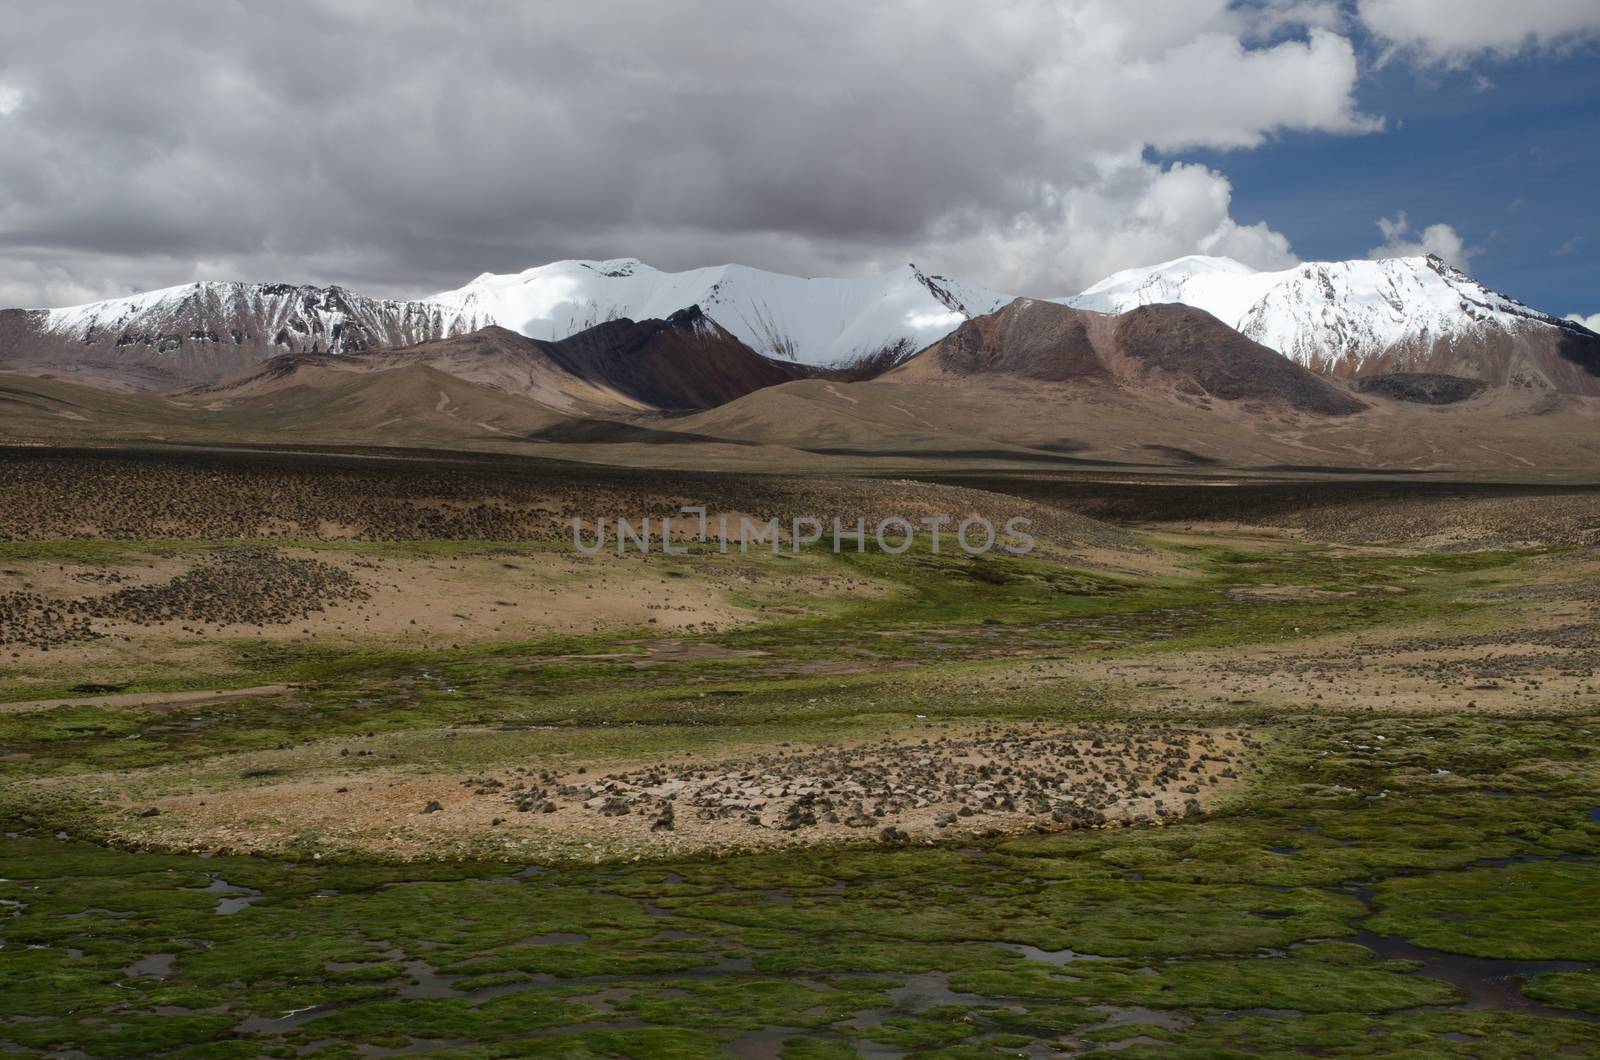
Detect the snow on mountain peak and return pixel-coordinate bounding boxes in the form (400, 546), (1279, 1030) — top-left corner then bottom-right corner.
(31, 279), (471, 380)
(425, 259), (1010, 369)
(1062, 251), (1566, 376)
(18, 251), (1593, 393)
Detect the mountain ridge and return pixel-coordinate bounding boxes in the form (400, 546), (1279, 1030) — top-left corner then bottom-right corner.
(0, 280), (473, 390)
(1062, 253), (1600, 395)
(424, 257), (1009, 371)
(5, 253), (1598, 396)
(890, 297), (1368, 417)
(191, 308), (803, 416)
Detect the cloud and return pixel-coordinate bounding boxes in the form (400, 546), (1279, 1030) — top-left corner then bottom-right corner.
(1567, 312), (1600, 333)
(927, 156), (1299, 295)
(1359, 0), (1600, 63)
(0, 0), (1380, 306)
(1367, 213), (1475, 268)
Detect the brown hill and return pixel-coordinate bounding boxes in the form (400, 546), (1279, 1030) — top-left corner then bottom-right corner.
(1346, 316), (1600, 397)
(540, 306), (812, 410)
(1355, 373), (1489, 405)
(0, 363), (573, 450)
(193, 311), (804, 415)
(193, 326), (642, 417)
(892, 298), (1366, 416)
(671, 300), (1600, 473)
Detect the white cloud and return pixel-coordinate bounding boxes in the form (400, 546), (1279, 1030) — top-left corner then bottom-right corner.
(1359, 0), (1600, 63)
(0, 257), (118, 309)
(1024, 19), (1381, 153)
(920, 156), (1299, 296)
(0, 85), (22, 117)
(1367, 212), (1475, 269)
(0, 0), (1380, 305)
(1566, 312), (1600, 333)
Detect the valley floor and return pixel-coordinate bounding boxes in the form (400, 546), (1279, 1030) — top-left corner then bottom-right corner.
(1, 446), (1598, 1057)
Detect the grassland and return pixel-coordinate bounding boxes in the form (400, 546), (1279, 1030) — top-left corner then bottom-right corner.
(2, 454), (1598, 1056)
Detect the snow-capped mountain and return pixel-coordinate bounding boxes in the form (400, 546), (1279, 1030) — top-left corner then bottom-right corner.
(43, 281), (460, 353)
(425, 258), (1009, 371)
(7, 252), (1596, 397)
(0, 281), (469, 389)
(1062, 254), (1600, 394)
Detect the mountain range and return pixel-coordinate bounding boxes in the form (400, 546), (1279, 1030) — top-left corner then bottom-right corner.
(0, 282), (462, 391)
(1062, 254), (1600, 395)
(3, 253), (1595, 399)
(3, 252), (1600, 474)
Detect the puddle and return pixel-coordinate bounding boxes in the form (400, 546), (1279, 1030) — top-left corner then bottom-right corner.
(186, 874), (264, 915)
(839, 971), (995, 1034)
(1066, 1003), (1191, 1051)
(398, 958), (462, 999)
(215, 893), (261, 914)
(1352, 931), (1598, 1022)
(1096, 1035), (1172, 1053)
(724, 1027), (813, 1059)
(235, 1002), (345, 1034)
(886, 971), (994, 1011)
(1085, 1004), (1188, 1030)
(1005, 943), (1118, 965)
(124, 952), (176, 979)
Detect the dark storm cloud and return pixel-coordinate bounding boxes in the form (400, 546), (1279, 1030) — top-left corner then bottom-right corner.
(0, 0), (1388, 305)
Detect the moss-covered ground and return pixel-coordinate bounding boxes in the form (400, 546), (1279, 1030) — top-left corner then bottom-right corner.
(2, 531), (1597, 1055)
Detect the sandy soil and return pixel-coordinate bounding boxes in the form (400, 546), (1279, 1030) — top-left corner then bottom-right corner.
(96, 722), (1249, 859)
(1068, 550), (1600, 717)
(0, 684), (292, 715)
(0, 547), (888, 677)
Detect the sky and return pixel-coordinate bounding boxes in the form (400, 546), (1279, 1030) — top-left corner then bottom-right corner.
(0, 0), (1596, 323)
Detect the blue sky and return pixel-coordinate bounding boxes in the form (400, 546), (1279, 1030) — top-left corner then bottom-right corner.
(1169, 32), (1600, 318)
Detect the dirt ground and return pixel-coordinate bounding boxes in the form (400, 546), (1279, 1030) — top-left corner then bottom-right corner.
(0, 546), (890, 676)
(1068, 547), (1600, 717)
(93, 722), (1250, 859)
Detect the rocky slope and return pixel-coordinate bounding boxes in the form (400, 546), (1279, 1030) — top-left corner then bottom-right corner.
(6, 253), (1597, 400)
(195, 310), (805, 415)
(1063, 254), (1600, 395)
(538, 306), (811, 410)
(892, 298), (1367, 416)
(0, 281), (469, 390)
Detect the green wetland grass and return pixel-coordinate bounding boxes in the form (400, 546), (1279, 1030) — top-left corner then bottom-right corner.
(1, 534), (1597, 1055)
(3, 713), (1598, 1056)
